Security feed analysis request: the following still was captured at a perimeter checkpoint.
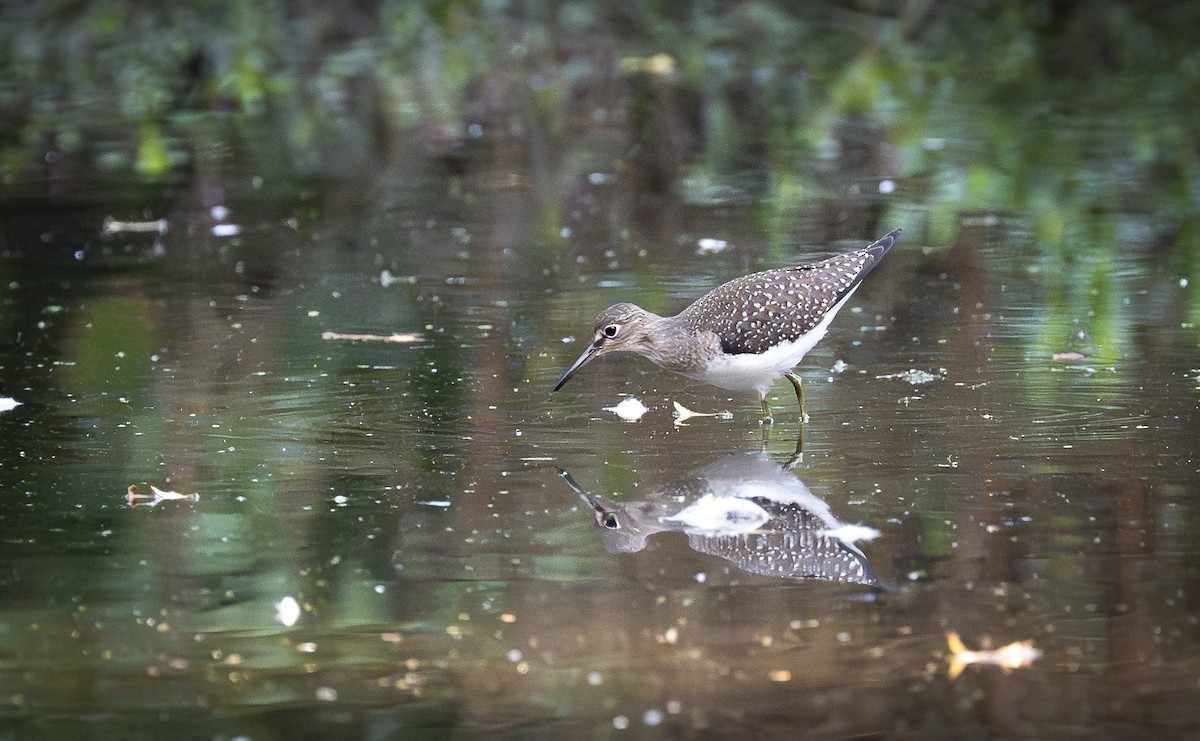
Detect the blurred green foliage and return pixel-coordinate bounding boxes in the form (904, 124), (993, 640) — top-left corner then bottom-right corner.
(0, 0), (1196, 260)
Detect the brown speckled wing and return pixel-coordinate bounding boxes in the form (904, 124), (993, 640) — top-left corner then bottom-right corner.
(678, 249), (881, 355)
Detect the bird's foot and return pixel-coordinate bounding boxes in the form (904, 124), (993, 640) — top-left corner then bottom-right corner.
(759, 399), (775, 426)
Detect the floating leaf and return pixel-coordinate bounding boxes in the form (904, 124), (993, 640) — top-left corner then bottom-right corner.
(126, 483), (199, 508)
(672, 401), (730, 426)
(946, 632), (1042, 680)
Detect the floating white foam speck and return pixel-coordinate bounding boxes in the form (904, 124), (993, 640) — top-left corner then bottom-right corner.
(275, 596), (301, 627)
(604, 397), (649, 421)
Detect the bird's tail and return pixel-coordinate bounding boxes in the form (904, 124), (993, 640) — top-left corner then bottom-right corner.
(863, 227), (902, 264)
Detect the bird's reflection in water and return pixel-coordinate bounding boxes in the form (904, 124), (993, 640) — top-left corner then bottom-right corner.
(560, 452), (880, 588)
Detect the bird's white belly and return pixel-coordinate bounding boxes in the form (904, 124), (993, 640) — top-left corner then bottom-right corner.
(694, 283), (860, 398)
(698, 329), (827, 396)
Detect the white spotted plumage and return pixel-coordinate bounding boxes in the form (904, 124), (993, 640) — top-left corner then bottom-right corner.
(554, 229), (901, 414)
(692, 283), (864, 397)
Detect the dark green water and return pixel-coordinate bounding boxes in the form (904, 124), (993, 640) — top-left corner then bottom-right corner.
(3, 185), (1198, 740)
(2, 3), (1200, 739)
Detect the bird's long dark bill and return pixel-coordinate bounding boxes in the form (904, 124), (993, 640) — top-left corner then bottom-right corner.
(557, 468), (602, 510)
(553, 342), (601, 391)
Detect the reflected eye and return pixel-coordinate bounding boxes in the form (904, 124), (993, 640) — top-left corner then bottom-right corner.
(602, 514), (620, 529)
(603, 324), (619, 338)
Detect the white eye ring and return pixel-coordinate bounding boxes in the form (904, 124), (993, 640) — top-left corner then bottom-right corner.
(603, 324), (619, 338)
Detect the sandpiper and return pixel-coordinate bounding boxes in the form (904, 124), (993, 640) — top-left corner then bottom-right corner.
(554, 228), (900, 421)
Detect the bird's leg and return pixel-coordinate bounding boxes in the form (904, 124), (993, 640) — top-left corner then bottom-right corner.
(759, 397), (774, 426)
(784, 423), (805, 469)
(784, 371), (808, 423)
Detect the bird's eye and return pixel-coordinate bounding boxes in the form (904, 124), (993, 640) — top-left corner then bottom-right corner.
(603, 324), (619, 338)
(602, 514), (620, 529)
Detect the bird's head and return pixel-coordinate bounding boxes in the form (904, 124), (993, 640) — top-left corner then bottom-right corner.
(553, 303), (655, 391)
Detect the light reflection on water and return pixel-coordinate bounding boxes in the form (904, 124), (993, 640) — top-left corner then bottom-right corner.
(1, 211), (1198, 738)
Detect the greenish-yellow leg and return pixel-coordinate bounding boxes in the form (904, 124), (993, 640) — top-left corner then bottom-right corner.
(784, 371), (807, 422)
(760, 398), (774, 426)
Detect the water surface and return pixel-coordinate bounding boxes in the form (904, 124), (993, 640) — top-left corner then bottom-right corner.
(2, 192), (1197, 739)
(2, 5), (1200, 738)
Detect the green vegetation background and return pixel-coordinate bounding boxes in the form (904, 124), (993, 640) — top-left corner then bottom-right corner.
(1, 1), (1197, 264)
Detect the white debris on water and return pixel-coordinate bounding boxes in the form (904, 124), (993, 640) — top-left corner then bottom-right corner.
(876, 368), (943, 385)
(0, 397), (21, 412)
(209, 204), (241, 236)
(380, 270), (418, 287)
(275, 596), (301, 627)
(1051, 351), (1087, 363)
(604, 397), (649, 421)
(696, 237), (728, 254)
